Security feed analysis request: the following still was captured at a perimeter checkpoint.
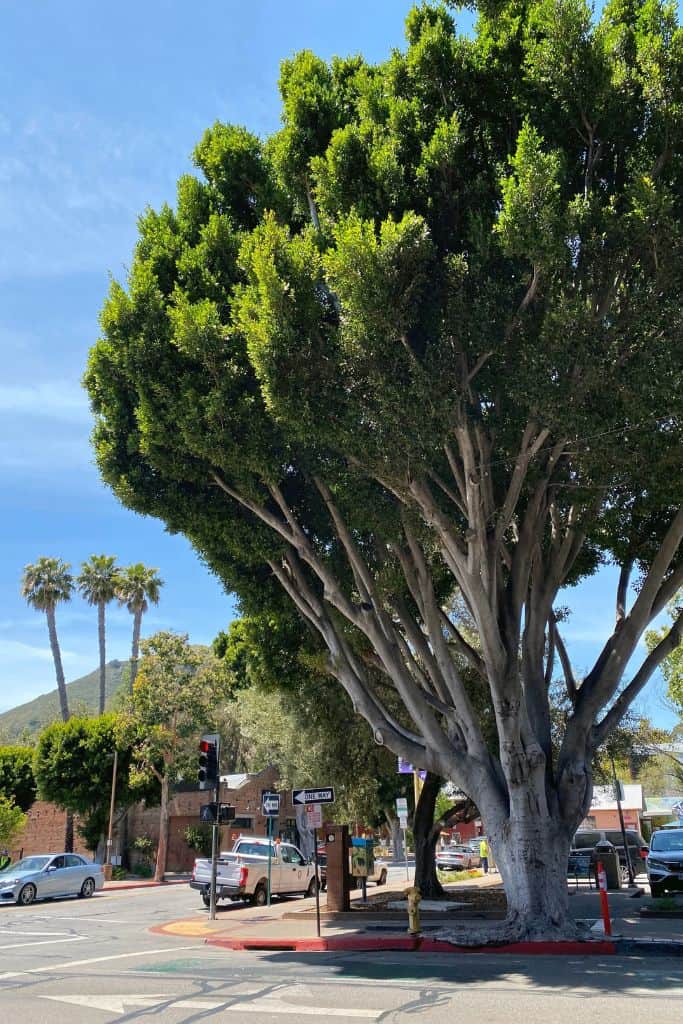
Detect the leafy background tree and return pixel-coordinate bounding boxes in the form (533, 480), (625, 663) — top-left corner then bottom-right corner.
(0, 746), (36, 812)
(33, 714), (156, 855)
(0, 796), (26, 853)
(85, 0), (683, 940)
(117, 631), (230, 881)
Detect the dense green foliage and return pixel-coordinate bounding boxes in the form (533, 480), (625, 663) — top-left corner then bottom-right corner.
(0, 795), (27, 852)
(0, 746), (36, 812)
(33, 714), (155, 851)
(85, 0), (682, 933)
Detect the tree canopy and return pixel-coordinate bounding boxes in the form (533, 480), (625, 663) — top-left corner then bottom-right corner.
(85, 0), (683, 940)
(0, 746), (36, 813)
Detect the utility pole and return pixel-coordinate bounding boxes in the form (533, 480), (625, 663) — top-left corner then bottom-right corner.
(611, 756), (635, 886)
(105, 748), (118, 876)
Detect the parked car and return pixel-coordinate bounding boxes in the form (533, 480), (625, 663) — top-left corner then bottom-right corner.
(570, 828), (649, 881)
(190, 836), (317, 907)
(436, 845), (475, 871)
(646, 826), (683, 897)
(0, 853), (104, 906)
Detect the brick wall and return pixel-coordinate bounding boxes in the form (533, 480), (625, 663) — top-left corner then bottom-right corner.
(10, 801), (90, 860)
(126, 766), (286, 871)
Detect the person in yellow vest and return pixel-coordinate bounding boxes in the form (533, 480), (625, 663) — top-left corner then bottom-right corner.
(479, 837), (489, 874)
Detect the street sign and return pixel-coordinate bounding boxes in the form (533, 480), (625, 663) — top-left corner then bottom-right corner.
(292, 787), (335, 805)
(261, 791), (281, 817)
(395, 797), (408, 812)
(306, 803), (323, 828)
(398, 813), (408, 828)
(200, 802), (217, 823)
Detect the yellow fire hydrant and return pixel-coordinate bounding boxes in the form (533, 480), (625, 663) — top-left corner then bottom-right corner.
(405, 885), (421, 936)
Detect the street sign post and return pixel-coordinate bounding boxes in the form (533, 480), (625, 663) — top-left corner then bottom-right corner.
(261, 791), (281, 817)
(396, 797), (409, 879)
(293, 787), (335, 805)
(306, 803), (323, 829)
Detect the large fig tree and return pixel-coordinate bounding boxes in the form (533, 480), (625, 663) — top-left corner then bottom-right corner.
(85, 1), (683, 939)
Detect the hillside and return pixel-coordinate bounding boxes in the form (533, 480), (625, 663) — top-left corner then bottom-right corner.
(0, 660), (128, 741)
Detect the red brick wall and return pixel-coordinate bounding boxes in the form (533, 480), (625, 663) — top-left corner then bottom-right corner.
(126, 766), (283, 871)
(10, 801), (90, 860)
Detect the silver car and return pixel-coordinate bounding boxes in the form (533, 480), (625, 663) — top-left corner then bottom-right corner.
(0, 853), (105, 906)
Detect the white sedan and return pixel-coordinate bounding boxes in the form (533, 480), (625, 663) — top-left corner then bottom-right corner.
(0, 853), (105, 906)
(436, 845), (476, 871)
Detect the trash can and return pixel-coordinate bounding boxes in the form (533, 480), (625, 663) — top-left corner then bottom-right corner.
(594, 839), (621, 890)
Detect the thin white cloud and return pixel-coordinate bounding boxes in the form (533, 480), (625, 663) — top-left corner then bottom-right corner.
(0, 381), (90, 422)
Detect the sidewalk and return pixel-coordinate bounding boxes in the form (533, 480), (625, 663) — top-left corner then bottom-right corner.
(152, 873), (683, 957)
(104, 872), (190, 892)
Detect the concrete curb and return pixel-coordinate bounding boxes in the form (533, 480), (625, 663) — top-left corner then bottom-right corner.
(205, 934), (618, 955)
(104, 878), (189, 892)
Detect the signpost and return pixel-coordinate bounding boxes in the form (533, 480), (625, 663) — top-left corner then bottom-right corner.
(261, 791), (280, 906)
(294, 786), (335, 937)
(396, 798), (409, 879)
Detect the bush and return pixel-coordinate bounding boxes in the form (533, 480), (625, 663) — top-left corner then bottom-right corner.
(111, 866), (127, 881)
(132, 861), (154, 878)
(131, 834), (155, 864)
(184, 825), (213, 857)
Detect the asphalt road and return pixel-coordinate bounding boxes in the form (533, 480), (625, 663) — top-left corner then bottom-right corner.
(1, 884), (682, 1022)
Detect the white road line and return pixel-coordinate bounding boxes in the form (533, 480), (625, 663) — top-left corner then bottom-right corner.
(0, 929), (74, 936)
(40, 992), (383, 1017)
(0, 936), (86, 951)
(0, 944), (197, 981)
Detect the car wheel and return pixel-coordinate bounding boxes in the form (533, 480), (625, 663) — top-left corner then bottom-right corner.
(253, 884), (267, 907)
(201, 893), (211, 908)
(306, 878), (319, 897)
(79, 877), (96, 898)
(17, 883), (36, 906)
(650, 882), (665, 898)
(619, 864), (630, 885)
(376, 869), (387, 886)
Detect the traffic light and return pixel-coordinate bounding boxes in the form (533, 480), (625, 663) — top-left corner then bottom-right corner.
(198, 735), (219, 790)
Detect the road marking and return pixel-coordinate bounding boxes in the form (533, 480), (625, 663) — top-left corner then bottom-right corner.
(0, 929), (74, 936)
(0, 936), (86, 951)
(0, 944), (197, 981)
(40, 993), (383, 1017)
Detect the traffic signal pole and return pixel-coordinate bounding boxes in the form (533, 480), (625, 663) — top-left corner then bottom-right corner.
(209, 774), (219, 921)
(198, 733), (221, 920)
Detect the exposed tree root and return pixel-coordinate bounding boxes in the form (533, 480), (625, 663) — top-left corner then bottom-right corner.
(433, 913), (590, 946)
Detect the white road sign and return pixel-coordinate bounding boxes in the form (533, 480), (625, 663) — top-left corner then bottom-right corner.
(293, 787), (335, 805)
(306, 803), (323, 828)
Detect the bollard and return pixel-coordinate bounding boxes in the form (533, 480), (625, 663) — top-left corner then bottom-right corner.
(405, 885), (422, 936)
(596, 860), (612, 936)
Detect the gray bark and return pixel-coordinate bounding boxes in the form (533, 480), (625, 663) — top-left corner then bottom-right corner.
(129, 608), (143, 692)
(46, 605), (69, 722)
(154, 775), (169, 883)
(98, 600), (106, 714)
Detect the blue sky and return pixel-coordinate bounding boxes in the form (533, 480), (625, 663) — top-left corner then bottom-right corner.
(0, 1), (676, 727)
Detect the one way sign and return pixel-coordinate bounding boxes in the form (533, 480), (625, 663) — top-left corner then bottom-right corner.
(292, 787), (335, 805)
(261, 791), (280, 816)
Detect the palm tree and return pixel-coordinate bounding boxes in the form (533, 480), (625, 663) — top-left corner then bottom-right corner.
(21, 557), (74, 722)
(21, 557), (75, 852)
(77, 555), (120, 714)
(116, 564), (163, 691)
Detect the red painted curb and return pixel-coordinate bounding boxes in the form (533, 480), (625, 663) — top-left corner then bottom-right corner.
(103, 879), (188, 892)
(205, 935), (617, 955)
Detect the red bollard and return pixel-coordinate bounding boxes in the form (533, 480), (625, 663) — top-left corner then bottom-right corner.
(596, 860), (612, 936)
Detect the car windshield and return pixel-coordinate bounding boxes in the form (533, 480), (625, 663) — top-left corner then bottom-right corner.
(6, 856), (51, 873)
(650, 832), (683, 852)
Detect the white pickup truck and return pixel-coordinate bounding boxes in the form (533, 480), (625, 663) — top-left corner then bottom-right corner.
(190, 836), (318, 907)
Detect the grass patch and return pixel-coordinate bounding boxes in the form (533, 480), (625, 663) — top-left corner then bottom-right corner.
(648, 896), (683, 912)
(437, 868), (483, 882)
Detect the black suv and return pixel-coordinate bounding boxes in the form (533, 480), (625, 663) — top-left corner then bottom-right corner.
(646, 827), (683, 897)
(570, 828), (649, 880)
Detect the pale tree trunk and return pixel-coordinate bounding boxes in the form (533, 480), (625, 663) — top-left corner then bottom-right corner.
(154, 776), (169, 883)
(385, 812), (404, 862)
(129, 608), (143, 692)
(98, 600), (106, 714)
